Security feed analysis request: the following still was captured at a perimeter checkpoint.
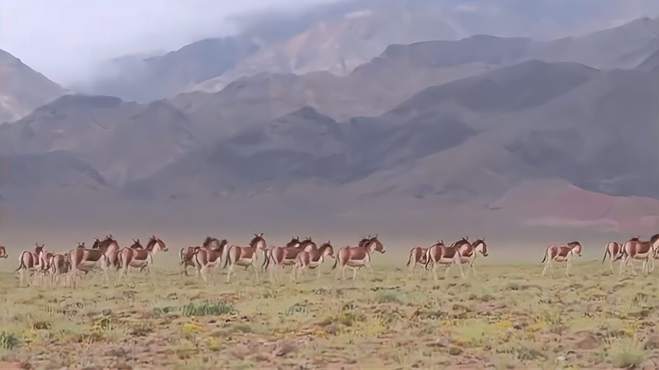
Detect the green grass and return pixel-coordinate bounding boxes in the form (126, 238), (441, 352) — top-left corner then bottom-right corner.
(0, 332), (20, 350)
(181, 301), (235, 317)
(608, 337), (647, 368)
(0, 256), (657, 369)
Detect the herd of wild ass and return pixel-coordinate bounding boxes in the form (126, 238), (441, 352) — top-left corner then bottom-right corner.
(1, 233), (659, 286)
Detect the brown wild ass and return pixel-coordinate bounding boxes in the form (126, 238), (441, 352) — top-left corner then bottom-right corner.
(618, 235), (659, 275)
(541, 241), (583, 277)
(179, 237), (223, 276)
(48, 253), (72, 286)
(0, 245), (8, 259)
(263, 236), (302, 271)
(16, 243), (45, 286)
(267, 237), (316, 281)
(601, 241), (623, 272)
(458, 238), (488, 275)
(332, 236), (385, 280)
(117, 236), (168, 276)
(425, 238), (468, 281)
(223, 233), (267, 283)
(406, 245), (428, 272)
(193, 237), (229, 282)
(69, 236), (121, 283)
(294, 241), (334, 280)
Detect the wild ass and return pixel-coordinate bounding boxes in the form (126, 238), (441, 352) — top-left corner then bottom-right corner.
(458, 238), (489, 275)
(48, 253), (72, 286)
(69, 236), (121, 283)
(601, 241), (623, 272)
(618, 235), (659, 275)
(262, 236), (302, 270)
(266, 237), (315, 280)
(117, 236), (168, 276)
(179, 237), (224, 276)
(332, 236), (385, 280)
(193, 237), (229, 282)
(223, 233), (267, 283)
(0, 245), (8, 259)
(425, 238), (468, 281)
(179, 237), (221, 276)
(541, 241), (583, 277)
(16, 243), (46, 286)
(294, 241), (335, 280)
(406, 246), (429, 272)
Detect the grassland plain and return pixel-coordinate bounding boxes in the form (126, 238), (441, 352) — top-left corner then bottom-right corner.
(0, 253), (658, 369)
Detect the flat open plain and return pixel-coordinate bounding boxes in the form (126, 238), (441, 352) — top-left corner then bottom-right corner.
(0, 255), (658, 369)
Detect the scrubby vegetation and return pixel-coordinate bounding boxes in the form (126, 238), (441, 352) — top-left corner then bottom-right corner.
(0, 257), (658, 368)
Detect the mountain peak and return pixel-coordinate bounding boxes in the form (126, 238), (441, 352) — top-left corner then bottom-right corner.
(0, 49), (65, 123)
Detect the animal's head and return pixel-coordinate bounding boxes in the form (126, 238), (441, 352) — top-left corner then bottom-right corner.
(568, 241), (583, 256)
(34, 243), (45, 253)
(473, 238), (488, 257)
(251, 233), (266, 250)
(91, 238), (101, 249)
(319, 241), (334, 257)
(287, 236), (301, 248)
(369, 235), (385, 254)
(301, 238), (317, 251)
(130, 239), (143, 249)
(77, 242), (86, 249)
(203, 236), (220, 249)
(0, 245), (7, 258)
(150, 235), (168, 252)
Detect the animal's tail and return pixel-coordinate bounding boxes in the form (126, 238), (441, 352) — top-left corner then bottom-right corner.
(424, 248), (433, 270)
(222, 247), (232, 269)
(602, 246), (610, 264)
(332, 253), (339, 270)
(179, 248), (185, 264)
(262, 249), (271, 270)
(541, 248), (548, 264)
(15, 251), (28, 272)
(406, 248), (414, 267)
(614, 249), (627, 261)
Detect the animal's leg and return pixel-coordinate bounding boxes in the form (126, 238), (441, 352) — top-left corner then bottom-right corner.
(457, 259), (465, 278)
(352, 267), (358, 281)
(226, 264), (233, 283)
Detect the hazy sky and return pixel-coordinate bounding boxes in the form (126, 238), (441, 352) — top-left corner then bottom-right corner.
(1, 0), (658, 86)
(0, 0), (335, 84)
